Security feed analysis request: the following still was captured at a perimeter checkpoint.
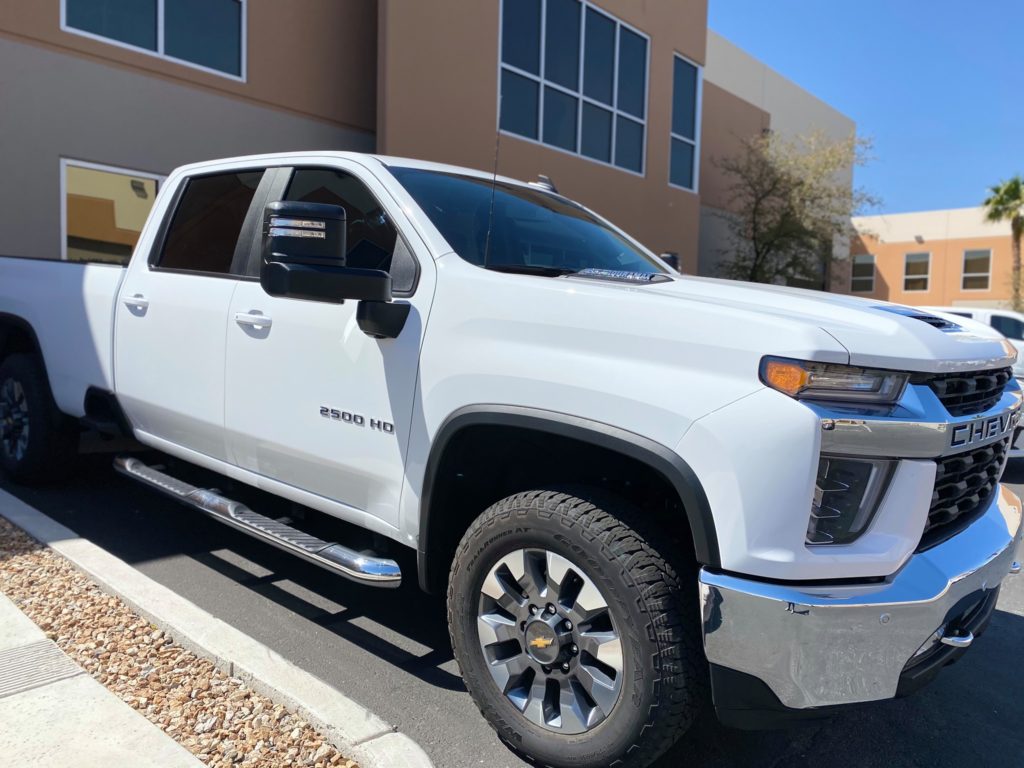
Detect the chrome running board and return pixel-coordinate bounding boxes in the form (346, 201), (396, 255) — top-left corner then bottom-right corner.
(114, 456), (401, 588)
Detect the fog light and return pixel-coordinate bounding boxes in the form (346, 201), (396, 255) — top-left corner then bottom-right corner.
(808, 456), (894, 545)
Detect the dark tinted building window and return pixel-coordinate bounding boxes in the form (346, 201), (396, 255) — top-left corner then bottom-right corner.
(616, 28), (647, 119)
(65, 0), (157, 50)
(669, 55), (701, 190)
(583, 8), (615, 105)
(158, 171), (263, 274)
(500, 70), (540, 140)
(498, 0), (649, 174)
(165, 0), (242, 76)
(284, 169), (416, 293)
(64, 0), (243, 77)
(501, 0), (541, 75)
(543, 87), (578, 152)
(544, 0), (581, 90)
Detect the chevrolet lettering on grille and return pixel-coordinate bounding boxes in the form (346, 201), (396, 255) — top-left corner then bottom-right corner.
(950, 410), (1020, 449)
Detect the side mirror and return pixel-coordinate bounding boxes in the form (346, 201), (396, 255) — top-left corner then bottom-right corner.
(260, 201), (392, 304)
(660, 252), (680, 271)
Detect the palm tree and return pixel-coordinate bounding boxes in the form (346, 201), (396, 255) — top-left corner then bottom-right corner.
(983, 176), (1024, 310)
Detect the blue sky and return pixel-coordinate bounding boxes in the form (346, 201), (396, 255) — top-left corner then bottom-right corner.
(708, 1), (1020, 214)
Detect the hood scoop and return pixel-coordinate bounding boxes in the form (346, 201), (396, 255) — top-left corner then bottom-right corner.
(872, 305), (962, 332)
(572, 268), (673, 284)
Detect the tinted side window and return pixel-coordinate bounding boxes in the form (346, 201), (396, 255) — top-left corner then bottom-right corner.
(284, 169), (416, 293)
(159, 171), (263, 274)
(992, 315), (1024, 340)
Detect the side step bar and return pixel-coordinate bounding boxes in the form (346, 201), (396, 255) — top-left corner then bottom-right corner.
(114, 456), (401, 588)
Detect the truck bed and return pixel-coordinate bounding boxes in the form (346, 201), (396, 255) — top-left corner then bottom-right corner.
(0, 256), (125, 417)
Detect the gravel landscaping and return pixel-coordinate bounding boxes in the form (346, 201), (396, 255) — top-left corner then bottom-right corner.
(0, 515), (357, 768)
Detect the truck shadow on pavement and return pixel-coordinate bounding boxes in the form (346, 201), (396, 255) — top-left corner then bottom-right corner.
(2, 452), (1023, 768)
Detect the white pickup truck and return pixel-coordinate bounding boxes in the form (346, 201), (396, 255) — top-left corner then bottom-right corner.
(1, 152), (1022, 768)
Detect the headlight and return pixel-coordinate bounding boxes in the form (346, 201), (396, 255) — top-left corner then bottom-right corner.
(808, 456), (894, 545)
(760, 357), (908, 404)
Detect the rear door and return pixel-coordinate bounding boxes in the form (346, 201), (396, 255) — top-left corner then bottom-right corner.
(114, 167), (271, 461)
(223, 161), (431, 530)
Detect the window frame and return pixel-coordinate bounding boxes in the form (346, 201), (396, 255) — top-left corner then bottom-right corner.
(60, 157), (165, 264)
(60, 0), (247, 82)
(903, 251), (931, 292)
(850, 253), (875, 293)
(961, 248), (992, 292)
(496, 0), (651, 177)
(667, 51), (703, 194)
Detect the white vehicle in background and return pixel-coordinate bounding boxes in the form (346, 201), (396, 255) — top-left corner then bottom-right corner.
(0, 152), (1023, 768)
(922, 307), (1024, 380)
(927, 309), (1024, 460)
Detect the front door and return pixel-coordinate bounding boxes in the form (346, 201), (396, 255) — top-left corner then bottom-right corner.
(223, 162), (432, 530)
(114, 168), (269, 462)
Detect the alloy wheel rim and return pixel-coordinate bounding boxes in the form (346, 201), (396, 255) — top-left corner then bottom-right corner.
(0, 379), (29, 461)
(477, 547), (623, 734)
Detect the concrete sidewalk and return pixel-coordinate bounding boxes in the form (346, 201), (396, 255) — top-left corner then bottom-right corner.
(0, 592), (201, 768)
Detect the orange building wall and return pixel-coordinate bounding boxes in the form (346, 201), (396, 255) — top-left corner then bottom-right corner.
(846, 232), (1015, 307)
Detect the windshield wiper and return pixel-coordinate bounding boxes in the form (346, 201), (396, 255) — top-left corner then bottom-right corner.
(483, 264), (579, 277)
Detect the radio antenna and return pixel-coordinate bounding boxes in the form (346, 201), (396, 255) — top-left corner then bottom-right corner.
(483, 103), (502, 269)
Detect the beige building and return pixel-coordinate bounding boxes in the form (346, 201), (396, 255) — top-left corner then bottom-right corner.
(698, 32), (856, 281)
(0, 0), (853, 278)
(837, 208), (1015, 307)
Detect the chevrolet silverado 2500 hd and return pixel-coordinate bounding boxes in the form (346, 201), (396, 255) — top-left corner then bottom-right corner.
(0, 152), (1022, 768)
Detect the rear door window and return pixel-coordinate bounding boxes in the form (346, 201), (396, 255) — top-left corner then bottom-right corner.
(157, 170), (264, 274)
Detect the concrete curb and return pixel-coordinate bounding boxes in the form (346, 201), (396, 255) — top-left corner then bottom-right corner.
(0, 489), (434, 768)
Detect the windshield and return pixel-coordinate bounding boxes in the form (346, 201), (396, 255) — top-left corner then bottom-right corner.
(390, 168), (664, 276)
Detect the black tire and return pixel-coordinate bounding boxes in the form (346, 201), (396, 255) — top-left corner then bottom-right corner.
(0, 354), (78, 484)
(447, 489), (702, 768)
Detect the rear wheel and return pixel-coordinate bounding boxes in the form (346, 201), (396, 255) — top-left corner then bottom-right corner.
(0, 354), (78, 484)
(447, 489), (702, 768)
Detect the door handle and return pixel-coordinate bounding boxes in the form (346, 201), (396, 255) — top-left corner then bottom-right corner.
(235, 312), (273, 329)
(123, 294), (149, 311)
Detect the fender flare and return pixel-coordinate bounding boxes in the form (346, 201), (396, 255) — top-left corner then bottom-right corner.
(417, 404), (720, 591)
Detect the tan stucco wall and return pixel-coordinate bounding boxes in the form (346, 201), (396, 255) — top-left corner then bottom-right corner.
(0, 0), (377, 132)
(377, 0), (707, 271)
(697, 81), (770, 212)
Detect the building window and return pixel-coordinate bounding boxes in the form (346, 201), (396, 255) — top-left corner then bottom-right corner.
(62, 0), (245, 79)
(962, 249), (991, 291)
(850, 254), (875, 292)
(903, 252), (930, 292)
(61, 160), (163, 265)
(669, 54), (702, 192)
(499, 0), (649, 174)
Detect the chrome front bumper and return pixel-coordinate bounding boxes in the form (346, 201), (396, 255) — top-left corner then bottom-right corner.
(699, 485), (1023, 710)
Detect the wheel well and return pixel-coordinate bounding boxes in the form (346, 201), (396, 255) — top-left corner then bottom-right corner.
(0, 316), (40, 363)
(418, 422), (707, 593)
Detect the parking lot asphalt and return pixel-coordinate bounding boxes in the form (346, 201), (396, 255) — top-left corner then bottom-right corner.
(2, 452), (1023, 768)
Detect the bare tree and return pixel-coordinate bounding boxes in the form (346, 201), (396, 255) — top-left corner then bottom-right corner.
(714, 131), (878, 286)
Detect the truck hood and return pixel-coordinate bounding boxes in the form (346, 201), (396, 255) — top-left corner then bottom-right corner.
(580, 273), (1017, 374)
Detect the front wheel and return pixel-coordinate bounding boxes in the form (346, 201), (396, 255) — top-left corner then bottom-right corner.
(447, 489), (702, 768)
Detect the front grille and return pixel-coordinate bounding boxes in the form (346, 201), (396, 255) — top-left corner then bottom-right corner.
(912, 367), (1012, 416)
(919, 438), (1008, 550)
